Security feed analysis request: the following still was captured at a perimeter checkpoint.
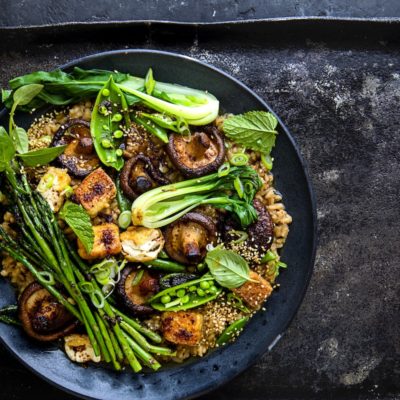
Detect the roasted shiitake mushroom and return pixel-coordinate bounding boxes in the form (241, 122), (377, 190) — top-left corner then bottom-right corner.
(52, 119), (100, 177)
(222, 199), (274, 256)
(166, 126), (225, 177)
(120, 154), (169, 200)
(18, 282), (77, 342)
(164, 212), (217, 265)
(116, 266), (160, 316)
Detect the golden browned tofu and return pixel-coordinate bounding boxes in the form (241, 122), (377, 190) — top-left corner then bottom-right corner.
(78, 223), (121, 260)
(161, 311), (203, 346)
(232, 271), (272, 310)
(74, 168), (116, 217)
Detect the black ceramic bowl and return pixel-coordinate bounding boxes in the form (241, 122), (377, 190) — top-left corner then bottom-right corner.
(0, 50), (317, 400)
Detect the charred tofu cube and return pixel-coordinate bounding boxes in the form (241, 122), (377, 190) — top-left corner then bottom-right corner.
(232, 271), (272, 310)
(74, 168), (116, 217)
(78, 223), (121, 260)
(161, 311), (203, 346)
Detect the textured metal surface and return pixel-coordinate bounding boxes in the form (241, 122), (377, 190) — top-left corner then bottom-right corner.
(1, 0), (400, 27)
(0, 19), (399, 400)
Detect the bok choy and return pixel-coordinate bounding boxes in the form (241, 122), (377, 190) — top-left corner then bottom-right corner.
(131, 166), (262, 229)
(2, 67), (219, 126)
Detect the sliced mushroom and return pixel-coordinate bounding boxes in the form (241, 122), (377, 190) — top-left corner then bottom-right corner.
(221, 199), (274, 256)
(52, 119), (100, 177)
(120, 154), (170, 200)
(164, 212), (217, 265)
(246, 199), (274, 253)
(166, 126), (225, 177)
(120, 226), (165, 262)
(18, 282), (77, 342)
(116, 266), (159, 316)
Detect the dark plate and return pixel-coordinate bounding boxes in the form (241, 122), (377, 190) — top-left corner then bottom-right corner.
(0, 49), (317, 400)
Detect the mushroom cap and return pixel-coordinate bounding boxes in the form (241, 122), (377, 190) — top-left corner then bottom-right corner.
(164, 212), (217, 265)
(120, 154), (169, 200)
(166, 126), (226, 178)
(116, 266), (159, 316)
(52, 119), (100, 177)
(18, 282), (78, 342)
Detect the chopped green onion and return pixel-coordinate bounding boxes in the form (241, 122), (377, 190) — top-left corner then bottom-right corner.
(261, 153), (273, 170)
(218, 162), (230, 177)
(62, 185), (73, 198)
(118, 210), (131, 229)
(102, 88), (110, 97)
(230, 230), (248, 244)
(79, 281), (94, 293)
(90, 289), (105, 309)
(116, 149), (123, 157)
(229, 153), (249, 166)
(37, 270), (55, 285)
(234, 176), (244, 198)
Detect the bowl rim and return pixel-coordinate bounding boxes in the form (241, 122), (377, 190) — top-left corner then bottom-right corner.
(0, 48), (318, 400)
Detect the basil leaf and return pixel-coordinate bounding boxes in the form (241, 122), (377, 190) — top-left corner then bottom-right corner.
(223, 111), (279, 154)
(59, 201), (94, 253)
(11, 126), (29, 154)
(0, 127), (15, 171)
(13, 84), (43, 106)
(205, 248), (254, 289)
(16, 145), (67, 167)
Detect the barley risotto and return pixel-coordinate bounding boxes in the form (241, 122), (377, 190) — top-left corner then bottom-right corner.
(0, 66), (291, 371)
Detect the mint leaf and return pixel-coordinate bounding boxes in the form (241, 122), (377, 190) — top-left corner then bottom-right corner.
(223, 111), (279, 154)
(0, 126), (16, 171)
(59, 201), (94, 253)
(16, 145), (67, 167)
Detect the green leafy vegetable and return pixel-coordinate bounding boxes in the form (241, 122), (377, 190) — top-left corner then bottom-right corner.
(131, 166), (262, 229)
(216, 317), (249, 345)
(223, 111), (279, 154)
(91, 76), (130, 170)
(8, 84), (43, 153)
(0, 127), (16, 171)
(4, 67), (219, 126)
(58, 201), (94, 253)
(144, 68), (156, 95)
(16, 145), (67, 167)
(205, 248), (256, 289)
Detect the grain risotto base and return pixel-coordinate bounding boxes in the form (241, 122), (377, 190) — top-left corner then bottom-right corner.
(0, 102), (292, 363)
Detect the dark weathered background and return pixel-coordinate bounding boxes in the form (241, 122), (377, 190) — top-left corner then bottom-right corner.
(0, 1), (399, 400)
(1, 0), (400, 26)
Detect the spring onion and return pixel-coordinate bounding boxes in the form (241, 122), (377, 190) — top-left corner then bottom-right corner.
(118, 210), (132, 229)
(261, 153), (273, 170)
(229, 153), (249, 166)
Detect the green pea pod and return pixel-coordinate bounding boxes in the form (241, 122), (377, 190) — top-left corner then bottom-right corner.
(116, 176), (131, 213)
(216, 317), (249, 346)
(91, 76), (130, 170)
(132, 115), (169, 143)
(149, 274), (222, 311)
(144, 258), (186, 273)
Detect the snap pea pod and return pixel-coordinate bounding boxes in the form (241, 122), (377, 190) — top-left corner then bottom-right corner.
(91, 76), (130, 170)
(149, 274), (222, 311)
(144, 258), (186, 273)
(132, 115), (169, 143)
(116, 176), (132, 229)
(216, 317), (249, 346)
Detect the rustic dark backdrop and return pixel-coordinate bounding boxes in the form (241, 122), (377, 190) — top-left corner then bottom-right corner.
(0, 1), (399, 400)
